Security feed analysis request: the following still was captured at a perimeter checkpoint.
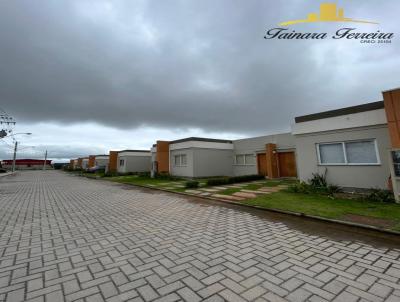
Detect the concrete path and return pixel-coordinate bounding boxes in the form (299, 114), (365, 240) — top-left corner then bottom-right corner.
(0, 171), (400, 301)
(0, 172), (14, 178)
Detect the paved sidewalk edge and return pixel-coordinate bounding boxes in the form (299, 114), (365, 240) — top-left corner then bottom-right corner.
(0, 171), (16, 178)
(80, 174), (400, 237)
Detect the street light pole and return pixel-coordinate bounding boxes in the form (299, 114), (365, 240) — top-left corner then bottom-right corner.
(43, 150), (47, 171)
(5, 132), (32, 172)
(12, 141), (18, 172)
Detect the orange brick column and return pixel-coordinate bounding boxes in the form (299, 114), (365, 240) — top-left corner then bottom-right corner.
(77, 158), (83, 169)
(88, 155), (96, 168)
(383, 88), (400, 148)
(156, 141), (170, 173)
(108, 151), (118, 174)
(266, 143), (279, 178)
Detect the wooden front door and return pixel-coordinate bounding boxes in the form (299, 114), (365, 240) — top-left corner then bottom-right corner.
(278, 152), (297, 177)
(257, 153), (267, 176)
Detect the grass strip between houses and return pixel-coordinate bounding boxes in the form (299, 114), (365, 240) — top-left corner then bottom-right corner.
(76, 172), (400, 233)
(243, 190), (400, 232)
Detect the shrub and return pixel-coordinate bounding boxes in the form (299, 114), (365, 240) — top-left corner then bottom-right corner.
(104, 172), (118, 177)
(138, 171), (151, 177)
(205, 174), (264, 186)
(366, 188), (395, 203)
(155, 172), (181, 181)
(185, 181), (199, 189)
(309, 172), (328, 189)
(228, 174), (264, 183)
(287, 175), (342, 196)
(287, 181), (312, 194)
(206, 177), (230, 186)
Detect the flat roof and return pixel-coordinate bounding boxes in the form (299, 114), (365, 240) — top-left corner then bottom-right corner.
(170, 137), (233, 144)
(382, 87), (400, 93)
(295, 101), (384, 123)
(118, 149), (150, 153)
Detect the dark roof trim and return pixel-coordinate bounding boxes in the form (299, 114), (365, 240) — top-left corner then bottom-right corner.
(295, 101), (384, 123)
(170, 137), (233, 144)
(118, 149), (150, 153)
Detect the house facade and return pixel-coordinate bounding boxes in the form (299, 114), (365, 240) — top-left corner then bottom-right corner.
(383, 88), (400, 201)
(169, 138), (234, 178)
(94, 155), (109, 169)
(69, 159), (77, 169)
(81, 157), (89, 170)
(150, 135), (297, 179)
(117, 150), (151, 174)
(233, 133), (296, 178)
(292, 101), (390, 189)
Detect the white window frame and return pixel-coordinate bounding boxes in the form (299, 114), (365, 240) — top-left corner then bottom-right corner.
(316, 139), (380, 166)
(174, 154), (187, 167)
(234, 153), (256, 166)
(119, 159), (125, 166)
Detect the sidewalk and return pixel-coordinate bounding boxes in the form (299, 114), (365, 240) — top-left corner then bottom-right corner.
(0, 171), (15, 178)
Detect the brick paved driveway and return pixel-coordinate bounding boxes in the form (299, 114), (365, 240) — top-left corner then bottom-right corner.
(1, 171), (400, 302)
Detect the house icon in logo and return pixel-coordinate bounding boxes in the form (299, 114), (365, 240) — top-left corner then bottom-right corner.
(279, 2), (378, 26)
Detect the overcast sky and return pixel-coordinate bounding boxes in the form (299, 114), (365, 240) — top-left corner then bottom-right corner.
(0, 0), (399, 161)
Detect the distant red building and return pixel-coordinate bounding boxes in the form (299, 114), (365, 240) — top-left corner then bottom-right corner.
(1, 159), (52, 170)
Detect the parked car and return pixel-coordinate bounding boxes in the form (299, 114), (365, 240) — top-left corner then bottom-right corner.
(87, 166), (105, 173)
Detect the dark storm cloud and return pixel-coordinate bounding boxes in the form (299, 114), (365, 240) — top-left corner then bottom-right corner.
(0, 0), (399, 135)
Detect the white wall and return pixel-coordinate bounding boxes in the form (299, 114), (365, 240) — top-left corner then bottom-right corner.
(295, 125), (391, 189)
(292, 109), (387, 135)
(117, 154), (151, 174)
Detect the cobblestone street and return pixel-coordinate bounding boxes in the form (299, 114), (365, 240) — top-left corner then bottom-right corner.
(1, 171), (400, 301)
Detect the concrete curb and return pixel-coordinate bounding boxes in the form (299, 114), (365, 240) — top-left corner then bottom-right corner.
(81, 174), (400, 237)
(0, 172), (16, 178)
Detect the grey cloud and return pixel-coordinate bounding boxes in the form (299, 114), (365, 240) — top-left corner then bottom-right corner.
(0, 0), (399, 136)
(0, 142), (104, 162)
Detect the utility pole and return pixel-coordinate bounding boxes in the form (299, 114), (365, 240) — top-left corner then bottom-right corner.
(12, 141), (17, 172)
(43, 150), (47, 171)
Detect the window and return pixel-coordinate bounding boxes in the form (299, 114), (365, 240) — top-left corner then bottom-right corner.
(317, 140), (379, 165)
(345, 141), (378, 164)
(119, 159), (125, 166)
(174, 155), (180, 166)
(235, 154), (255, 165)
(245, 154), (256, 165)
(174, 154), (187, 166)
(181, 154), (187, 166)
(392, 150), (400, 177)
(319, 143), (345, 164)
(235, 155), (245, 165)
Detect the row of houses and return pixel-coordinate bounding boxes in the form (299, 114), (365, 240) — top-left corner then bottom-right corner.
(69, 87), (400, 195)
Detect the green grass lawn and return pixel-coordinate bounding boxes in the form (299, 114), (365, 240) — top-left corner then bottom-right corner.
(107, 175), (183, 186)
(79, 172), (400, 231)
(243, 190), (400, 231)
(218, 180), (294, 195)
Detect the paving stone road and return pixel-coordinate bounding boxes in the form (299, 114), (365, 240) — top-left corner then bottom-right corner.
(1, 171), (400, 302)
